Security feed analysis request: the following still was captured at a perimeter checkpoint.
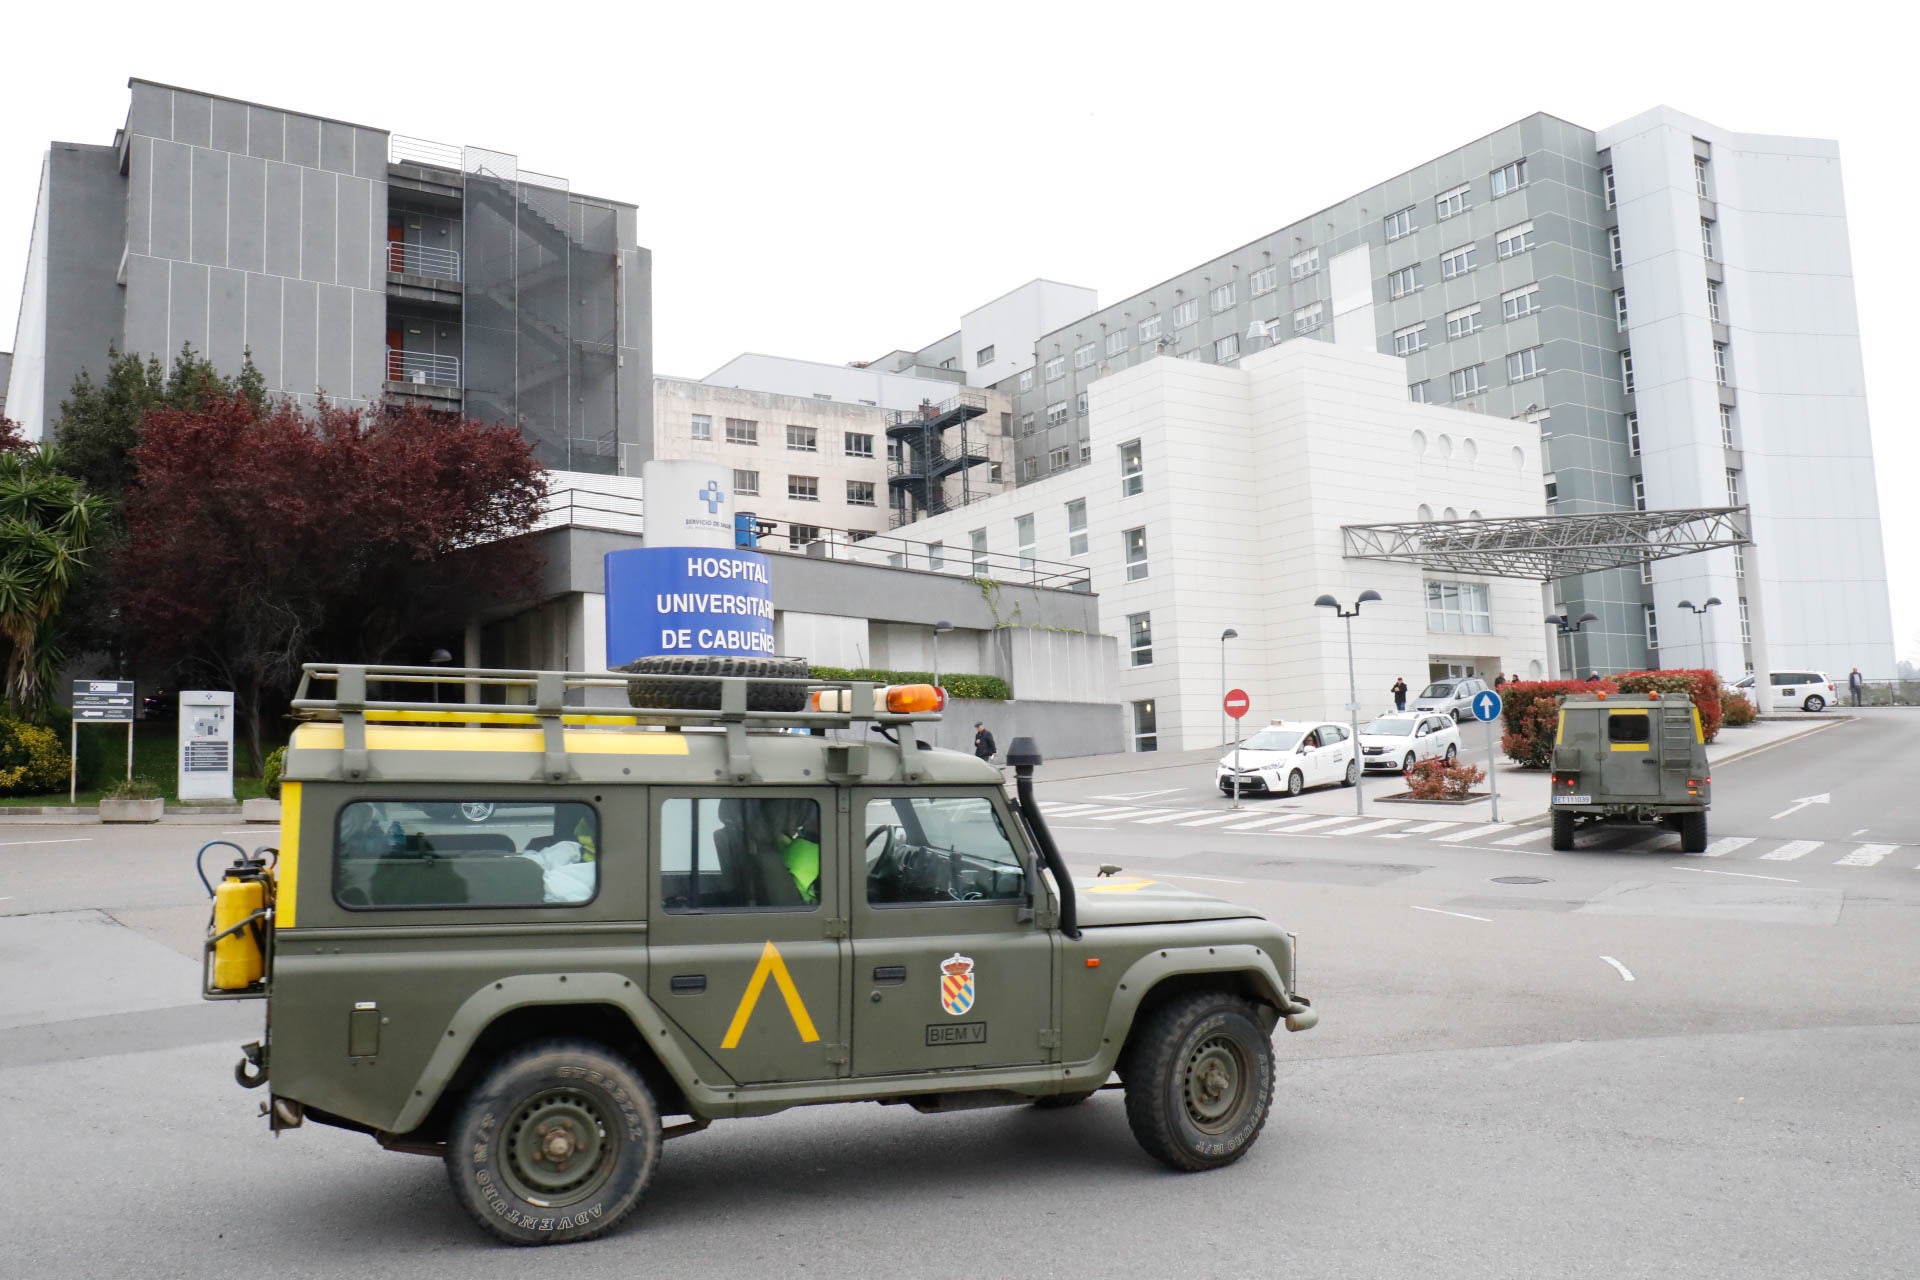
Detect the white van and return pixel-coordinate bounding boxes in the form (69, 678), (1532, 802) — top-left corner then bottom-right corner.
(1729, 670), (1837, 713)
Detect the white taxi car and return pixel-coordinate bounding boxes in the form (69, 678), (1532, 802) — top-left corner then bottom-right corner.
(1727, 670), (1837, 713)
(1357, 712), (1461, 774)
(1217, 721), (1358, 797)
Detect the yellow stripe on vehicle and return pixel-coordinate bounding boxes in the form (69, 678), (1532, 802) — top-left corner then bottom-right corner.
(1608, 743), (1651, 752)
(276, 782), (301, 930)
(1556, 711), (1565, 745)
(291, 723), (690, 756)
(1692, 706), (1704, 743)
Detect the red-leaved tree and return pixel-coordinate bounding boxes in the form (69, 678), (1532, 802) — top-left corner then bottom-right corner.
(115, 397), (548, 770)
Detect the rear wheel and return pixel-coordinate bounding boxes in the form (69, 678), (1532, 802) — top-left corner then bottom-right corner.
(1803, 695), (1825, 713)
(1551, 809), (1575, 851)
(1679, 811), (1709, 854)
(1120, 992), (1273, 1171)
(1444, 744), (1457, 765)
(1342, 760), (1358, 787)
(1286, 770), (1304, 798)
(445, 1040), (661, 1245)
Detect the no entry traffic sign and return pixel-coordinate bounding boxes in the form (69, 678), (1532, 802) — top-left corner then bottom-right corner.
(1224, 688), (1250, 720)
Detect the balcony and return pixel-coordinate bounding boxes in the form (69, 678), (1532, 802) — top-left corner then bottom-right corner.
(885, 389), (989, 438)
(387, 241), (461, 282)
(386, 349), (461, 389)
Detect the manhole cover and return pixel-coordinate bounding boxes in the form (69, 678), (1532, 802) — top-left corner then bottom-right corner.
(1492, 875), (1548, 884)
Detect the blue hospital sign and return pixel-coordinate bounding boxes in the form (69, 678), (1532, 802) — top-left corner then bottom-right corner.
(605, 547), (777, 664)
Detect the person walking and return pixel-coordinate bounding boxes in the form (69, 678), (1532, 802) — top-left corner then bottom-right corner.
(1493, 673), (1507, 690)
(1391, 677), (1408, 712)
(1849, 667), (1863, 707)
(973, 722), (997, 762)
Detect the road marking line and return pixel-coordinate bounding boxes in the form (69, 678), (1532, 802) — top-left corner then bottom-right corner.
(1434, 823), (1512, 843)
(1071, 808), (1171, 822)
(1411, 905), (1491, 922)
(1090, 789), (1183, 801)
(1044, 825), (1109, 832)
(1493, 828), (1555, 847)
(1402, 821), (1462, 834)
(1133, 810), (1223, 825)
(1155, 873), (1247, 886)
(1669, 865), (1798, 883)
(1850, 828), (1868, 836)
(1600, 956), (1635, 982)
(1288, 816), (1363, 832)
(1221, 813), (1312, 831)
(1324, 818), (1406, 836)
(1698, 837), (1753, 858)
(1177, 812), (1261, 827)
(1836, 843), (1896, 867)
(1035, 804), (1105, 816)
(1760, 840), (1822, 862)
(0, 837), (93, 848)
(1376, 832), (1414, 839)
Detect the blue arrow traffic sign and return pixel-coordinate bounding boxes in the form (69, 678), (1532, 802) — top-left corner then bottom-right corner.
(1472, 690), (1503, 722)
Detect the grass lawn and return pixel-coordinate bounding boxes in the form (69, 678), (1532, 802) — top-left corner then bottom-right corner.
(0, 721), (273, 807)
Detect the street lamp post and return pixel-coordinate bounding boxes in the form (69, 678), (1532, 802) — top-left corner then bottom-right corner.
(1220, 628), (1240, 809)
(931, 620), (953, 746)
(1544, 612), (1600, 677)
(1314, 590), (1382, 817)
(1675, 597), (1722, 672)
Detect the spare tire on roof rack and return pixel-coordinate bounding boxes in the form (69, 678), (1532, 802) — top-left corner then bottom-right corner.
(617, 655), (811, 713)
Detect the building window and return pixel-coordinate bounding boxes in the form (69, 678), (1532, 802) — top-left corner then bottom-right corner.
(1507, 346), (1543, 382)
(1614, 289), (1629, 332)
(1014, 513), (1035, 567)
(1293, 303), (1323, 334)
(1019, 369), (1034, 392)
(1073, 342), (1095, 370)
(789, 475), (819, 502)
(1289, 248), (1320, 280)
(1072, 391), (1087, 418)
(1621, 350), (1635, 393)
(1127, 613), (1153, 666)
(1502, 283), (1541, 321)
(1020, 412), (1035, 435)
(1120, 439), (1144, 496)
(970, 528), (989, 574)
(1021, 457), (1038, 482)
(1628, 412), (1640, 457)
(1436, 183), (1471, 220)
(848, 529), (874, 542)
(1713, 342), (1729, 386)
(1384, 207), (1415, 240)
(1440, 243), (1476, 280)
(1450, 364), (1487, 399)
(1695, 156), (1710, 200)
(1049, 446), (1071, 471)
(1209, 283), (1236, 313)
(1174, 299), (1198, 328)
(1544, 474), (1558, 504)
(844, 431), (873, 458)
(1609, 226), (1623, 270)
(847, 480), (875, 507)
(725, 417), (759, 446)
(1139, 315), (1162, 343)
(1066, 498), (1088, 555)
(732, 468), (759, 496)
(1706, 280), (1722, 324)
(1248, 264), (1278, 296)
(1725, 468), (1741, 506)
(1633, 476), (1646, 511)
(1735, 546), (1746, 580)
(1491, 159), (1528, 197)
(786, 425), (818, 452)
(1079, 441), (1091, 464)
(1603, 166), (1616, 209)
(927, 541), (944, 570)
(1044, 355), (1066, 381)
(1388, 265), (1422, 299)
(990, 461), (1004, 483)
(1445, 304), (1483, 340)
(1700, 218), (1716, 260)
(1393, 323), (1428, 356)
(1425, 580), (1493, 634)
(1496, 221), (1535, 259)
(1641, 554), (1654, 585)
(1409, 381), (1431, 404)
(1123, 526), (1148, 581)
(1106, 329), (1129, 356)
(1131, 700), (1157, 753)
(1645, 605), (1659, 650)
(976, 344), (995, 367)
(1739, 596), (1751, 644)
(1046, 400), (1069, 427)
(1720, 405), (1735, 449)
(1216, 333), (1241, 362)
(691, 413), (712, 442)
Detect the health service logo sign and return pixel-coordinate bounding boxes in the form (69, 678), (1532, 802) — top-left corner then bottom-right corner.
(605, 547), (776, 664)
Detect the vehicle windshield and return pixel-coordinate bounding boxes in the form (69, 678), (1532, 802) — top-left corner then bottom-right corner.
(1420, 682), (1456, 698)
(1366, 717), (1416, 736)
(1241, 728), (1304, 751)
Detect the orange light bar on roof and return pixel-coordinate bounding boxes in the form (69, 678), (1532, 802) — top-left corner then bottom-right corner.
(884, 684), (946, 714)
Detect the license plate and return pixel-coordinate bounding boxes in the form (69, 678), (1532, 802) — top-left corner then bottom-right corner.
(1553, 795), (1591, 805)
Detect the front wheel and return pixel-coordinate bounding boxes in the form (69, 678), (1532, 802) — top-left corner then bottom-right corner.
(445, 1040), (661, 1245)
(1121, 992), (1274, 1171)
(1285, 770), (1305, 798)
(1803, 695), (1825, 713)
(1403, 752), (1416, 773)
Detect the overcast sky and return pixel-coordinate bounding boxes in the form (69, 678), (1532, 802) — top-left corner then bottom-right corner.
(2, 1), (1912, 662)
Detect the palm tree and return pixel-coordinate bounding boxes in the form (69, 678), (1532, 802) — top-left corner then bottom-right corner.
(0, 444), (101, 719)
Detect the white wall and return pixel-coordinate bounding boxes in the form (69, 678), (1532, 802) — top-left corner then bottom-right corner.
(698, 353), (962, 413)
(5, 156), (51, 438)
(960, 279), (1099, 388)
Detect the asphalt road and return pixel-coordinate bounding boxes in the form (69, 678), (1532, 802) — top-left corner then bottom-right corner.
(1, 714), (1916, 1279)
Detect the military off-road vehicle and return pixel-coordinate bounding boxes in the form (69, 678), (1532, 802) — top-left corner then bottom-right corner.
(1548, 691), (1711, 852)
(202, 662), (1317, 1245)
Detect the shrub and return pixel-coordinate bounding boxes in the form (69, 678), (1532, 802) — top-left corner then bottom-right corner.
(104, 775), (163, 800)
(0, 719), (72, 795)
(1721, 688), (1757, 726)
(1404, 757), (1487, 800)
(807, 666), (1011, 701)
(262, 745), (287, 799)
(1499, 679), (1619, 768)
(1614, 668), (1723, 743)
(41, 706), (108, 791)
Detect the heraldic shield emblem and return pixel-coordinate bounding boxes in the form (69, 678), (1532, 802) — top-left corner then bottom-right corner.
(939, 953), (976, 1016)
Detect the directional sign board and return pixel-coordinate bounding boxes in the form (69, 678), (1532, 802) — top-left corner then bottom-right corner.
(72, 679), (135, 722)
(1224, 689), (1251, 720)
(1471, 689), (1504, 723)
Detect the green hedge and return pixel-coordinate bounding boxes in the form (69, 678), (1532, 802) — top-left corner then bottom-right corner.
(262, 745), (287, 799)
(808, 666), (1011, 701)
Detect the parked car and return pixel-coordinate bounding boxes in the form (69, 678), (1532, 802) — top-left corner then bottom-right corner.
(1412, 676), (1490, 722)
(1727, 670), (1836, 713)
(1217, 721), (1358, 797)
(1358, 712), (1460, 774)
(140, 689), (177, 720)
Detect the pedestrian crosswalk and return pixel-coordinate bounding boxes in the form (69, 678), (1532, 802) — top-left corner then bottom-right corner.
(1032, 797), (1917, 872)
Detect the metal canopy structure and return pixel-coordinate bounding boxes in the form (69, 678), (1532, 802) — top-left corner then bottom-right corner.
(1341, 507), (1752, 581)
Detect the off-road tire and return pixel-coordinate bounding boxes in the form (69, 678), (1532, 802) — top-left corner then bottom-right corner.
(1032, 1090), (1098, 1110)
(1285, 770), (1305, 798)
(1679, 810), (1709, 854)
(445, 1039), (661, 1246)
(1803, 695), (1825, 713)
(1120, 991), (1274, 1172)
(1342, 760), (1359, 787)
(619, 655), (809, 713)
(1551, 809), (1576, 851)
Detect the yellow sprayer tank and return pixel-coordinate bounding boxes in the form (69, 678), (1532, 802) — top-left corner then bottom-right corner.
(212, 870), (268, 990)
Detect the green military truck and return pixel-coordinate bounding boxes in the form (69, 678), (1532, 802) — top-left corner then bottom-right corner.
(1548, 691), (1711, 852)
(202, 663), (1317, 1246)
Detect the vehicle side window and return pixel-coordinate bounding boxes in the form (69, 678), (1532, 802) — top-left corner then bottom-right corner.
(660, 797), (821, 912)
(1607, 714), (1651, 744)
(1303, 730), (1321, 748)
(864, 795), (1025, 905)
(334, 801), (598, 909)
(1326, 725), (1348, 743)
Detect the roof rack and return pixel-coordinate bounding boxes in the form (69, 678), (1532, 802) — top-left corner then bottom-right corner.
(290, 663), (942, 784)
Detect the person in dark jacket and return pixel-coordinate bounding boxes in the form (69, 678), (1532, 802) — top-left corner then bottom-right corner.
(973, 723), (996, 762)
(1391, 678), (1409, 711)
